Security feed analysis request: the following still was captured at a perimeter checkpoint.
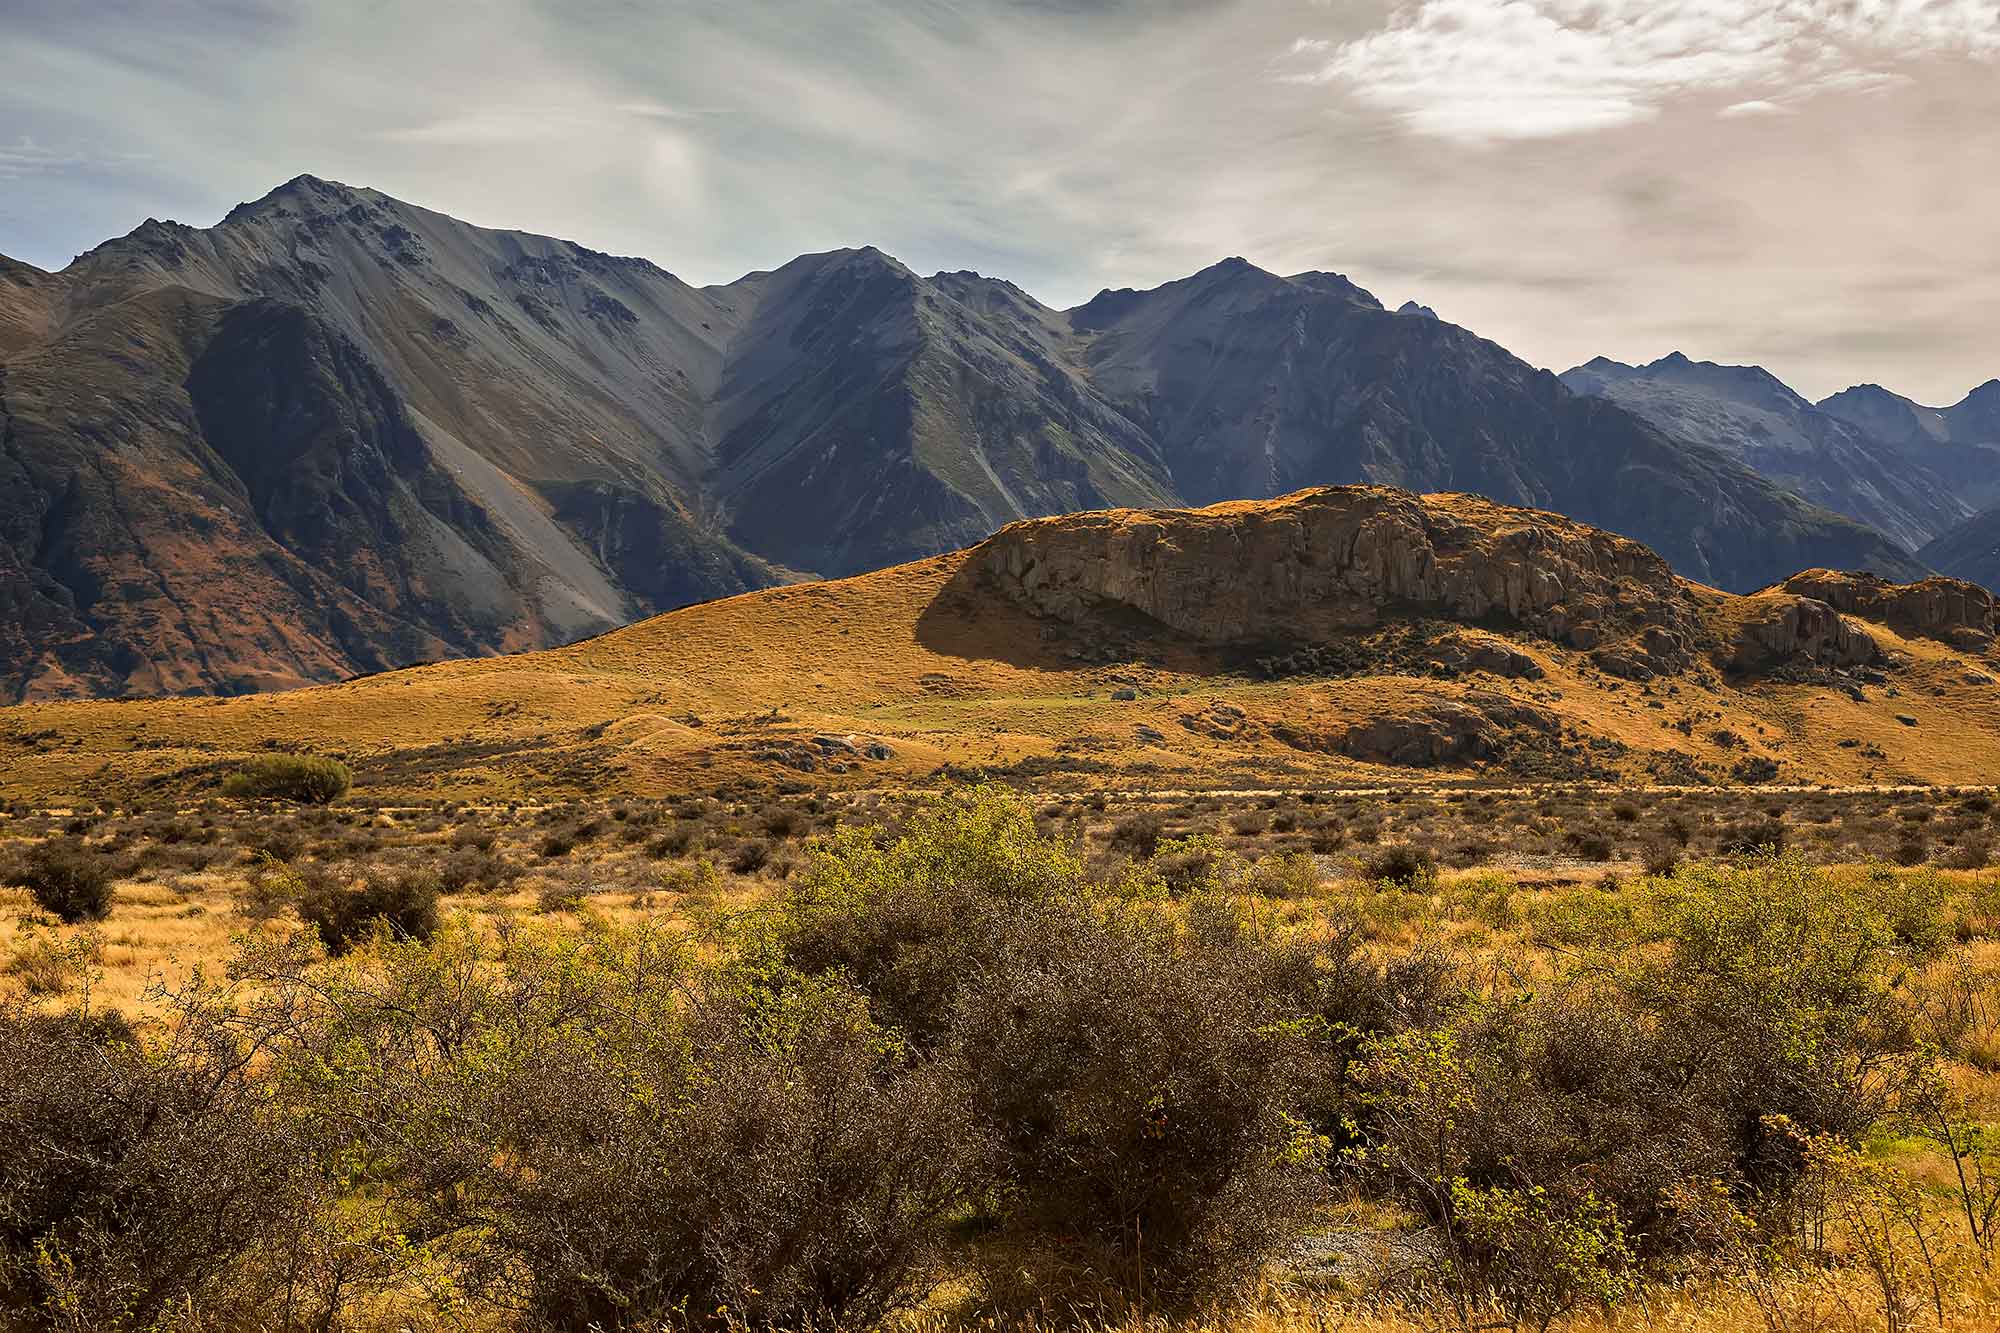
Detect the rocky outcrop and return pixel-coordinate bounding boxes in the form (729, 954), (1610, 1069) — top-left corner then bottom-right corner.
(1777, 569), (1995, 651)
(971, 486), (1706, 675)
(961, 486), (1998, 686)
(1424, 631), (1545, 680)
(1724, 592), (1880, 673)
(1273, 696), (1561, 767)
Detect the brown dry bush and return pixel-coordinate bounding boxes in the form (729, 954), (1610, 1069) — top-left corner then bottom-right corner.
(0, 1004), (335, 1331)
(297, 870), (440, 955)
(247, 926), (988, 1332)
(7, 840), (115, 924)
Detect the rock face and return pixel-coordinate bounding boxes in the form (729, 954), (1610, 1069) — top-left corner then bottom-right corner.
(1329, 697), (1561, 767)
(0, 175), (1928, 699)
(1424, 631), (1545, 680)
(1776, 570), (1996, 651)
(1723, 593), (1881, 673)
(963, 487), (1958, 685)
(971, 486), (1707, 675)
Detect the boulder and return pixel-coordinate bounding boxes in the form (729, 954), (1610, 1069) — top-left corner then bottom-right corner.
(1425, 631), (1546, 680)
(1276, 695), (1560, 768)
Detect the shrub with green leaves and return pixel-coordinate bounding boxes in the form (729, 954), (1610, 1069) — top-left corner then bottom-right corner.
(1452, 1182), (1635, 1332)
(297, 870), (440, 954)
(1364, 843), (1437, 887)
(777, 786), (1087, 1044)
(776, 789), (1443, 1307)
(1351, 853), (1948, 1289)
(250, 923), (987, 1331)
(9, 839), (113, 924)
(222, 754), (352, 804)
(948, 897), (1335, 1306)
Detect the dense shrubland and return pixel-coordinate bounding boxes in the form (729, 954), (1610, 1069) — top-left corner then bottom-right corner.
(1, 788), (1998, 1330)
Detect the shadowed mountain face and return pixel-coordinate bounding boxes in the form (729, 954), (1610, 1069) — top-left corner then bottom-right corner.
(1061, 267), (1922, 591)
(1922, 507), (2000, 592)
(1818, 380), (2000, 516)
(0, 175), (1927, 700)
(1561, 353), (1979, 552)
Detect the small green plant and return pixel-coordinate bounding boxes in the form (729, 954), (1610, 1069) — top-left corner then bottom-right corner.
(1244, 848), (1324, 899)
(1452, 1181), (1636, 1333)
(1147, 833), (1238, 897)
(222, 755), (351, 805)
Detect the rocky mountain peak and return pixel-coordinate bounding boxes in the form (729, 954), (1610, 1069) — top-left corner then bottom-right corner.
(1636, 352), (1810, 413)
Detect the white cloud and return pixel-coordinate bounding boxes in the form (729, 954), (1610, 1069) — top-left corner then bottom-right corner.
(1718, 98), (1788, 117)
(1290, 0), (2000, 141)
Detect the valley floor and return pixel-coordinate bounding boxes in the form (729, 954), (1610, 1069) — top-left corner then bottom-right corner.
(4, 784), (1999, 1330)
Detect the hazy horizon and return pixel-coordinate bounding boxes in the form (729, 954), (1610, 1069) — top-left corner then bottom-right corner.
(6, 0), (1997, 404)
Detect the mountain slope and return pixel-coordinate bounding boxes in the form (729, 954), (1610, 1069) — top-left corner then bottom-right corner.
(707, 250), (1175, 574)
(1562, 353), (1972, 551)
(0, 175), (1929, 701)
(1921, 507), (2000, 592)
(1819, 380), (2000, 513)
(4, 487), (1993, 805)
(1066, 267), (1923, 590)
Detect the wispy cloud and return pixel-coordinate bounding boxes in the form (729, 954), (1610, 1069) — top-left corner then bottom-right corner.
(0, 137), (85, 180)
(2, 1), (1997, 404)
(1718, 99), (1788, 118)
(1288, 0), (2000, 141)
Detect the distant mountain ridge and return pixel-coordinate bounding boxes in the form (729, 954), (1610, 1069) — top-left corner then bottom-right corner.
(1922, 507), (2000, 592)
(1561, 352), (1987, 552)
(0, 174), (1927, 700)
(1819, 379), (2000, 517)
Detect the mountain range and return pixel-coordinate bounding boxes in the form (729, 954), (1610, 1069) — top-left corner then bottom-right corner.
(5, 486), (1996, 805)
(1561, 353), (2000, 582)
(0, 174), (1969, 702)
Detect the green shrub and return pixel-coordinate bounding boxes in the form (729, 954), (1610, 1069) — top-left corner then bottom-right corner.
(1563, 827), (1615, 862)
(1107, 810), (1165, 859)
(255, 924), (987, 1331)
(778, 788), (1086, 1044)
(9, 839), (114, 923)
(776, 791), (1433, 1307)
(948, 898), (1332, 1306)
(644, 820), (701, 858)
(297, 871), (440, 954)
(1718, 817), (1785, 856)
(1453, 1182), (1636, 1331)
(222, 754), (351, 804)
(1640, 839), (1682, 877)
(1353, 854), (1943, 1285)
(1244, 848), (1324, 899)
(1147, 833), (1238, 897)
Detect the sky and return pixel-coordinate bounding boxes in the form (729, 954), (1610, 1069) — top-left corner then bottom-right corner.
(2, 0), (1996, 405)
